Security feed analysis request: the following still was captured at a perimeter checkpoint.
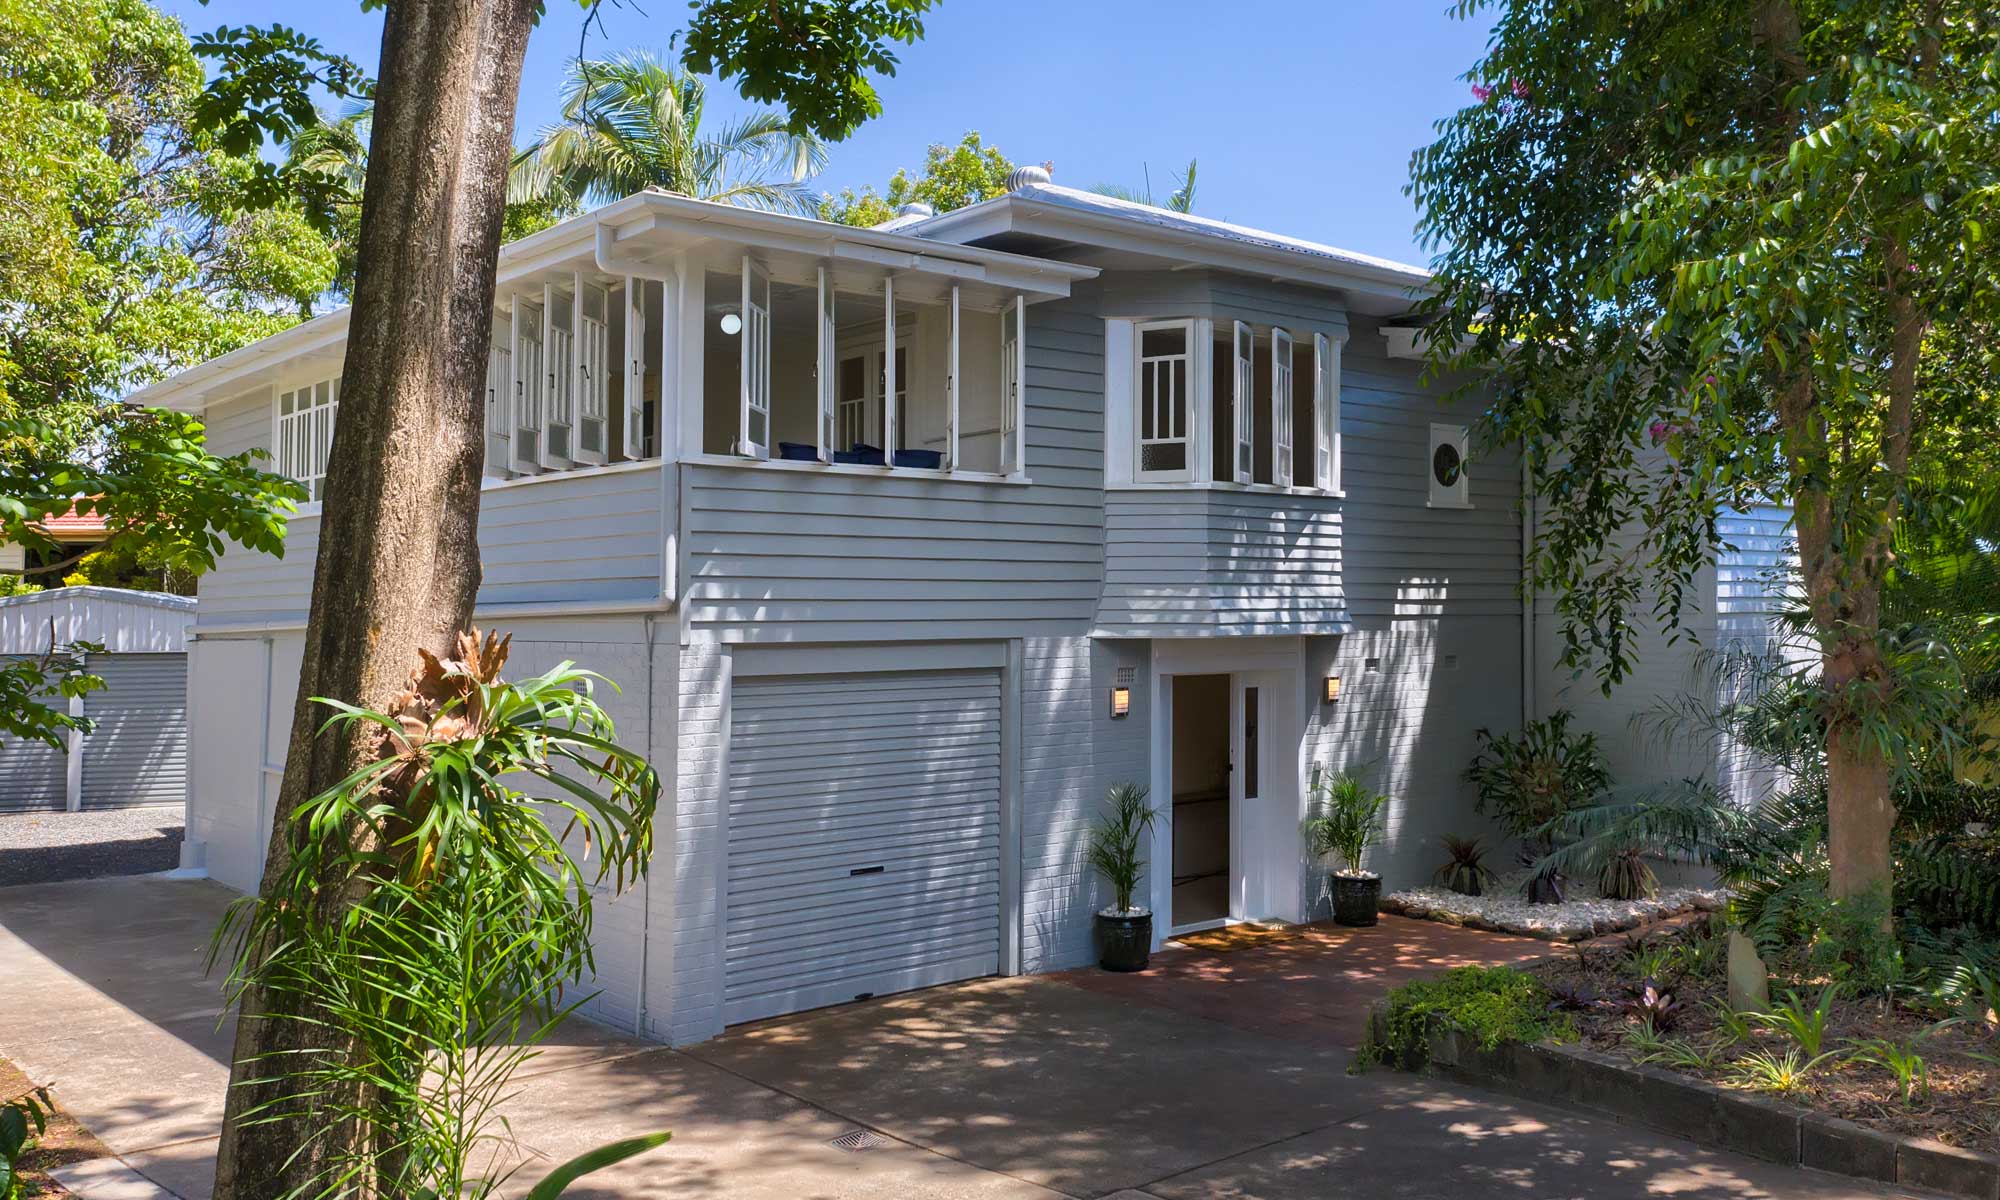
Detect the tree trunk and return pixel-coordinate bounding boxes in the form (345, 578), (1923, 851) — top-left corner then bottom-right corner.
(213, 2), (535, 1197)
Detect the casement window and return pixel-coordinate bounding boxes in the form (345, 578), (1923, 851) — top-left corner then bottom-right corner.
(1134, 320), (1194, 481)
(509, 295), (545, 474)
(276, 376), (340, 501)
(1313, 332), (1343, 493)
(737, 256), (772, 459)
(1231, 321), (1255, 484)
(484, 317), (511, 476)
(621, 279), (649, 460)
(1000, 295), (1025, 476)
(574, 281), (610, 464)
(1429, 422), (1471, 508)
(1271, 328), (1295, 485)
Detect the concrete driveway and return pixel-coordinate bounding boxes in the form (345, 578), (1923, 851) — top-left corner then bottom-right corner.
(0, 876), (1926, 1200)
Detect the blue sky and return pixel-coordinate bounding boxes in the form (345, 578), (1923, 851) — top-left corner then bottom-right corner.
(160, 2), (1494, 267)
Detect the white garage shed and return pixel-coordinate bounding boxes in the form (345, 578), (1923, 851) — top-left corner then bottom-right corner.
(0, 586), (194, 812)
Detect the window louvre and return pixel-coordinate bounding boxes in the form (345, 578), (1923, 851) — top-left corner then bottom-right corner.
(275, 375), (340, 501)
(484, 318), (510, 476)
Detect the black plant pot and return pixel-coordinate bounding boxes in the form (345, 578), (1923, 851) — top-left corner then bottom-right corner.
(1096, 908), (1153, 972)
(1333, 873), (1381, 927)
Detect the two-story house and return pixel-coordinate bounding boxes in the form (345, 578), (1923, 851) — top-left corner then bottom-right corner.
(129, 170), (1755, 1046)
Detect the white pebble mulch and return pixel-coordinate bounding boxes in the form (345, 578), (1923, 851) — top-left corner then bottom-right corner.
(1382, 877), (1728, 942)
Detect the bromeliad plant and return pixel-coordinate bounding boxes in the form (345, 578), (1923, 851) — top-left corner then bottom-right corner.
(213, 631), (667, 1199)
(1434, 835), (1498, 896)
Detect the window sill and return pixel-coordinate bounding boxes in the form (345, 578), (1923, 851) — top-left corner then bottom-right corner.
(686, 453), (1034, 486)
(1108, 480), (1344, 499)
(1425, 499), (1475, 510)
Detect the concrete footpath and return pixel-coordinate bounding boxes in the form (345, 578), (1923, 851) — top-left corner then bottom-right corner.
(0, 876), (1927, 1199)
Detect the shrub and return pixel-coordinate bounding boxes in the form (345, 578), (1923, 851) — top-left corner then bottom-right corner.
(0, 1085), (52, 1199)
(1087, 782), (1157, 913)
(1464, 711), (1611, 839)
(1434, 835), (1498, 896)
(1302, 770), (1389, 876)
(1358, 966), (1575, 1071)
(1749, 984), (1842, 1056)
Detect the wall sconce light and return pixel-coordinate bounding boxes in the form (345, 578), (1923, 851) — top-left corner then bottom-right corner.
(718, 310), (743, 336)
(1109, 686), (1131, 718)
(1323, 675), (1342, 703)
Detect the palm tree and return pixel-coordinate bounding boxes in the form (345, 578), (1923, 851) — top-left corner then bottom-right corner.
(285, 104), (371, 301)
(1090, 159), (1198, 214)
(511, 53), (826, 215)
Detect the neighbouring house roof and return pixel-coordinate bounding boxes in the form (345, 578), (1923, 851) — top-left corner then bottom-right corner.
(903, 183), (1435, 314)
(38, 502), (112, 542)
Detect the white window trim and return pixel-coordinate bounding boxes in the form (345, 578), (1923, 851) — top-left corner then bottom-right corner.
(1428, 421), (1473, 509)
(736, 255), (771, 460)
(1133, 318), (1196, 483)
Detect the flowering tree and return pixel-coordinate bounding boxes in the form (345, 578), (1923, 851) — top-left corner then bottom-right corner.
(1411, 0), (2000, 902)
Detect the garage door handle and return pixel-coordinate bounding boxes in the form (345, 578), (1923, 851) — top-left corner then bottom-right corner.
(849, 865), (886, 877)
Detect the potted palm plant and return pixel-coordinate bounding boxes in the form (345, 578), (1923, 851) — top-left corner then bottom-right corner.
(1302, 769), (1390, 926)
(1087, 782), (1158, 971)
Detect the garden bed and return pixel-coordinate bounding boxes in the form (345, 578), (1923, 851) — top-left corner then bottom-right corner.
(1524, 931), (2000, 1154)
(1382, 874), (1727, 941)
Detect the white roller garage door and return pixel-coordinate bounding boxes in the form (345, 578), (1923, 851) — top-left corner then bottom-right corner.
(724, 668), (1003, 1025)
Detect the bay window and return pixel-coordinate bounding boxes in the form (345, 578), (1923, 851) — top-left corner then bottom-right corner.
(1107, 315), (1344, 493)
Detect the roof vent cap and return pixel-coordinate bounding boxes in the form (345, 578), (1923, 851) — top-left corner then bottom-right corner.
(894, 201), (934, 219)
(1006, 163), (1052, 191)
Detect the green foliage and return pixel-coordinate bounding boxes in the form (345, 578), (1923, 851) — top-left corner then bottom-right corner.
(1848, 1035), (1931, 1105)
(1434, 835), (1498, 896)
(820, 131), (1015, 227)
(0, 0), (339, 421)
(1412, 0), (2000, 698)
(682, 0), (939, 141)
(1465, 711), (1610, 839)
(1302, 769), (1389, 876)
(522, 1134), (675, 1200)
(213, 634), (664, 1198)
(1358, 966), (1575, 1071)
(0, 1084), (51, 1199)
(1750, 984), (1842, 1057)
(1086, 782), (1156, 914)
(1707, 998), (1755, 1046)
(1089, 159), (1199, 213)
(0, 575), (39, 598)
(511, 53), (827, 216)
(0, 639), (102, 748)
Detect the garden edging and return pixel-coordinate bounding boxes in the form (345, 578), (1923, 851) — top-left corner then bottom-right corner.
(1369, 1004), (2000, 1200)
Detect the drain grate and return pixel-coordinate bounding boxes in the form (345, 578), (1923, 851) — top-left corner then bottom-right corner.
(829, 1129), (894, 1153)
